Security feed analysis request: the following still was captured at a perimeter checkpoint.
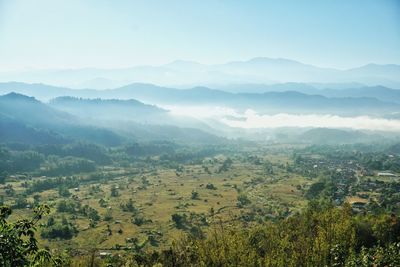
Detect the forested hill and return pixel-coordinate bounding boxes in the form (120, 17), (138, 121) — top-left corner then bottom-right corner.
(0, 92), (225, 146)
(49, 96), (166, 121)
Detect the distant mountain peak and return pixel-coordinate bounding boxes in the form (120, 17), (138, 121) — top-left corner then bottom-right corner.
(246, 57), (303, 65)
(348, 63), (400, 71)
(2, 92), (38, 102)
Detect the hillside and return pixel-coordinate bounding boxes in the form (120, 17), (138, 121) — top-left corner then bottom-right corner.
(0, 113), (68, 145)
(49, 96), (167, 122)
(299, 128), (377, 144)
(1, 83), (399, 116)
(0, 93), (225, 146)
(0, 93), (123, 146)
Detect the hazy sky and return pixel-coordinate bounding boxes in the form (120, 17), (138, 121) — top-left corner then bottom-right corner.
(0, 0), (399, 71)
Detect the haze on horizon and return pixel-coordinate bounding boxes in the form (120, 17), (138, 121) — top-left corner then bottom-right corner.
(0, 0), (399, 71)
(0, 0), (400, 136)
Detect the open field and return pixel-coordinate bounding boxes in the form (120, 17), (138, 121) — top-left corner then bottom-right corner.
(1, 144), (315, 253)
(2, 141), (400, 264)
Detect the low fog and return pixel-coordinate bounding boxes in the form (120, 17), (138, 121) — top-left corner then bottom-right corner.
(164, 105), (400, 132)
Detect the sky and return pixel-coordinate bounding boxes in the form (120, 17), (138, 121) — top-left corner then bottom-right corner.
(0, 0), (399, 71)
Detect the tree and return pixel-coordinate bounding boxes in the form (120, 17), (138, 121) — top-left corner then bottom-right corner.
(191, 191), (199, 200)
(133, 214), (145, 226)
(110, 185), (119, 197)
(104, 209), (113, 222)
(5, 185), (15, 196)
(206, 183), (217, 190)
(237, 193), (251, 207)
(171, 213), (187, 229)
(13, 195), (28, 209)
(0, 205), (62, 266)
(86, 206), (101, 222)
(121, 198), (136, 212)
(58, 185), (71, 197)
(41, 223), (78, 240)
(33, 194), (41, 206)
(98, 198), (108, 208)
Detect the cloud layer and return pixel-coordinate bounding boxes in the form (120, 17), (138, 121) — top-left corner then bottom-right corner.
(165, 105), (400, 132)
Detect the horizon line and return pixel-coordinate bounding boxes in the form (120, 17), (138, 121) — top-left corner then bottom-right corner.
(1, 56), (399, 73)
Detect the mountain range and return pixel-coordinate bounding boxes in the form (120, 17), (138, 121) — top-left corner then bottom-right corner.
(1, 82), (399, 117)
(1, 90), (399, 146)
(1, 57), (399, 89)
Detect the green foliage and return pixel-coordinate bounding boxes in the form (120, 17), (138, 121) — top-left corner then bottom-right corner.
(217, 157), (233, 173)
(41, 156), (96, 176)
(0, 148), (44, 173)
(3, 188), (400, 266)
(56, 199), (77, 213)
(26, 176), (79, 194)
(305, 181), (326, 199)
(13, 195), (29, 209)
(40, 216), (78, 240)
(2, 140), (400, 266)
(81, 205), (101, 222)
(205, 183), (217, 190)
(0, 204), (61, 266)
(191, 190), (199, 200)
(157, 204), (400, 267)
(133, 214), (145, 226)
(104, 209), (113, 222)
(110, 185), (119, 197)
(37, 142), (112, 165)
(171, 213), (187, 229)
(237, 193), (251, 207)
(58, 185), (71, 197)
(120, 198), (137, 213)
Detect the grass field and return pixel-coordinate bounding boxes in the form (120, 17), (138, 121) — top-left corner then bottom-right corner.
(1, 144), (316, 254)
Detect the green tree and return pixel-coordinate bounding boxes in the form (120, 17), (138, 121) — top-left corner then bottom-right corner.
(0, 205), (61, 266)
(237, 193), (251, 207)
(171, 213), (187, 229)
(110, 185), (119, 197)
(191, 191), (199, 200)
(58, 185), (71, 197)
